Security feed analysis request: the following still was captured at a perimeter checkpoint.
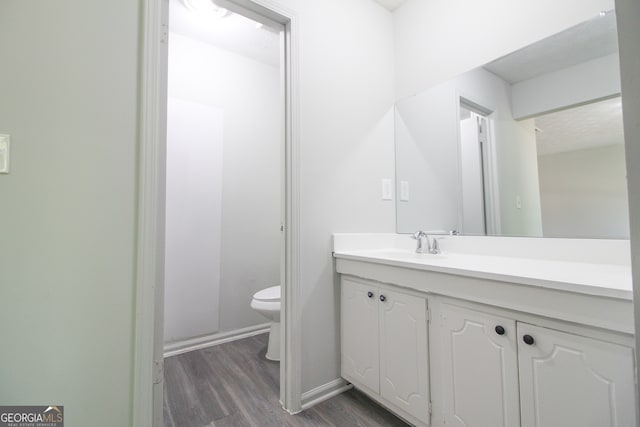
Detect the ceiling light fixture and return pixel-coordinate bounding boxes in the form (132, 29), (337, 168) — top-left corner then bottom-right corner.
(183, 0), (229, 19)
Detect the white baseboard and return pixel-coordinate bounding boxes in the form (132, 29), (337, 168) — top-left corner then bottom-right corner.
(300, 378), (353, 411)
(163, 323), (271, 358)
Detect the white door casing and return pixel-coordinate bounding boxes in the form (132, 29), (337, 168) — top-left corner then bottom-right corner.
(459, 113), (487, 235)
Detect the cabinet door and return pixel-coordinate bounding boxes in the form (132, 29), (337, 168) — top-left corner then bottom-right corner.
(518, 323), (637, 427)
(440, 303), (520, 427)
(341, 279), (380, 393)
(379, 288), (430, 424)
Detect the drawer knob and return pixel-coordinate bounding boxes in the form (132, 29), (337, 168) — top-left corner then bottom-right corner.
(523, 334), (535, 345)
(495, 325), (505, 335)
(367, 291), (374, 298)
(379, 295), (386, 302)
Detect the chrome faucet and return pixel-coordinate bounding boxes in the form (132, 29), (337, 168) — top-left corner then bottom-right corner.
(412, 231), (440, 254)
(411, 230), (458, 254)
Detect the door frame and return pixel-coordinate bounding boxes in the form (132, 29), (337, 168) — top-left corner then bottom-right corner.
(133, 0), (301, 425)
(456, 94), (501, 236)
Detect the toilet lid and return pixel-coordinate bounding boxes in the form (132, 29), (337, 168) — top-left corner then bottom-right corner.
(253, 285), (280, 302)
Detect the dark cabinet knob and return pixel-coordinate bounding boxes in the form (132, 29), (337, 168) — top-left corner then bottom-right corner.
(379, 295), (386, 302)
(523, 334), (535, 345)
(495, 325), (505, 335)
(367, 291), (374, 298)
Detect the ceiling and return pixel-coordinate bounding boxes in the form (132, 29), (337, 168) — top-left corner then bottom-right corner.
(169, 0), (280, 67)
(484, 11), (618, 84)
(371, 0), (407, 12)
(535, 97), (624, 156)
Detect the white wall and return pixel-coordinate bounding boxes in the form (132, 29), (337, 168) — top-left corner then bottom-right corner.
(164, 98), (224, 343)
(0, 1), (138, 425)
(512, 53), (621, 119)
(165, 32), (281, 343)
(615, 0), (640, 388)
(395, 67), (542, 237)
(272, 0), (396, 393)
(494, 108), (542, 237)
(395, 83), (461, 233)
(0, 0), (396, 413)
(538, 144), (629, 238)
(394, 0), (615, 100)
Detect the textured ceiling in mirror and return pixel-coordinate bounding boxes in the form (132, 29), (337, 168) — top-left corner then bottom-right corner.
(535, 97), (624, 156)
(484, 11), (618, 83)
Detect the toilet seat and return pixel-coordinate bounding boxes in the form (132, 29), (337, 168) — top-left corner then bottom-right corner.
(253, 285), (280, 302)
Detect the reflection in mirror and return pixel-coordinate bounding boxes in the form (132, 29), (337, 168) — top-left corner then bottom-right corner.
(536, 97), (628, 238)
(395, 10), (628, 239)
(459, 101), (490, 236)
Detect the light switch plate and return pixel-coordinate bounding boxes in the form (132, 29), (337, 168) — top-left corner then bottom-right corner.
(382, 179), (393, 200)
(0, 135), (9, 174)
(400, 181), (409, 201)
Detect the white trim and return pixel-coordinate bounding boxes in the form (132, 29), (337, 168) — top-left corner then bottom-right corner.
(453, 96), (465, 233)
(133, 0), (168, 426)
(300, 378), (353, 411)
(615, 0), (640, 408)
(482, 116), (501, 235)
(163, 324), (271, 358)
(213, 0), (301, 413)
(281, 13), (302, 415)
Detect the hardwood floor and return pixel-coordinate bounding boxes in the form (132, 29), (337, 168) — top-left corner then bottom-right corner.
(163, 333), (409, 427)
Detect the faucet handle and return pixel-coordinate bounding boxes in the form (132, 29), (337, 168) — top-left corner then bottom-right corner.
(431, 238), (441, 254)
(411, 230), (427, 240)
(411, 231), (429, 253)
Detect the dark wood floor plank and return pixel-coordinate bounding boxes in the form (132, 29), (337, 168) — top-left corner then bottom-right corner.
(311, 388), (409, 427)
(163, 382), (177, 427)
(202, 343), (282, 426)
(163, 333), (409, 427)
(164, 354), (212, 426)
(183, 350), (234, 421)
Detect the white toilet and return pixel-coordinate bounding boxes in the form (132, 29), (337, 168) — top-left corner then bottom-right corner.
(250, 285), (281, 361)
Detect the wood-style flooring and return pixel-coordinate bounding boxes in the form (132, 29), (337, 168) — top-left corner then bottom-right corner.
(163, 333), (409, 427)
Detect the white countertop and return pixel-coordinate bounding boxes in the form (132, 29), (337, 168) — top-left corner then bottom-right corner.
(334, 248), (633, 300)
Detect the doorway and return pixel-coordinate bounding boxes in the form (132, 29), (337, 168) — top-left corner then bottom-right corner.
(163, 0), (284, 418)
(134, 0), (301, 425)
(164, 0), (283, 349)
(458, 99), (493, 235)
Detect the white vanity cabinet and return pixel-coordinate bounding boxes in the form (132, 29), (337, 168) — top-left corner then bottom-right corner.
(341, 278), (380, 393)
(341, 278), (431, 426)
(517, 323), (636, 427)
(439, 303), (520, 427)
(439, 303), (636, 427)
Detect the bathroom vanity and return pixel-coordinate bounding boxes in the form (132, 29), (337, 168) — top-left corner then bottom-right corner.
(334, 234), (636, 427)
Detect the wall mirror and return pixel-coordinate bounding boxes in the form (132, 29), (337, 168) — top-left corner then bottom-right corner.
(395, 10), (629, 239)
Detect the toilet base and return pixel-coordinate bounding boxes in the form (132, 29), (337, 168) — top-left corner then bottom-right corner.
(265, 321), (280, 361)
